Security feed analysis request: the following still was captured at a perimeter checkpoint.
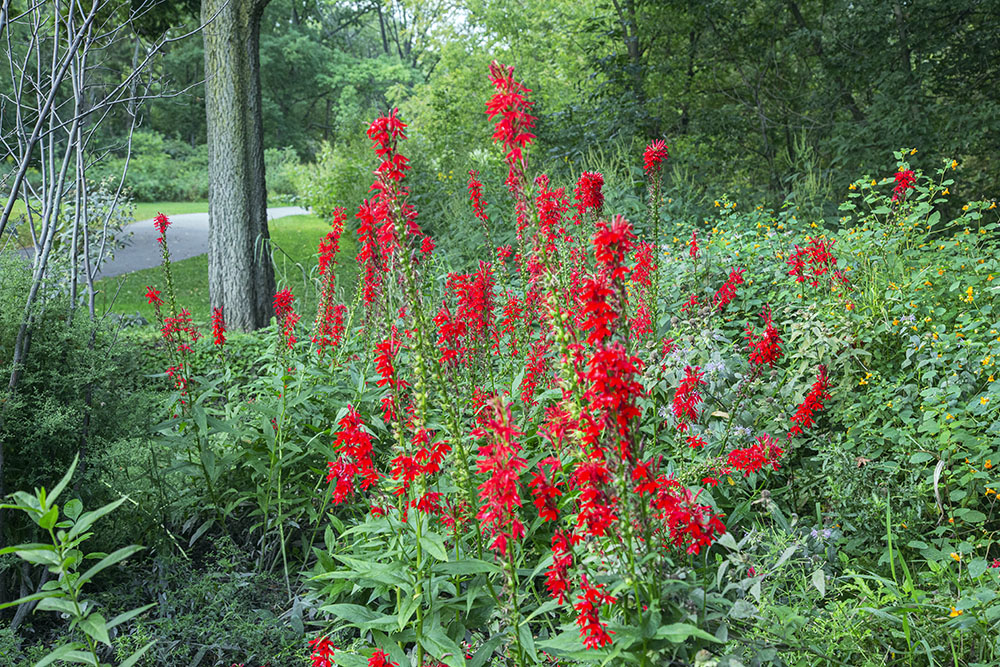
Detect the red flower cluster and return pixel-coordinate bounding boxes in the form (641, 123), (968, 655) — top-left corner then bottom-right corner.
(545, 530), (574, 603)
(672, 365), (706, 432)
(485, 61), (536, 192)
(474, 398), (527, 555)
(574, 576), (616, 649)
(892, 169), (915, 201)
(574, 171), (604, 214)
(308, 636), (337, 667)
(642, 140), (669, 176)
(787, 237), (850, 290)
(689, 230), (699, 259)
(153, 212), (170, 243)
(745, 307), (783, 367)
(713, 267), (746, 311)
(447, 261), (495, 342)
(274, 288), (299, 349)
(528, 455), (562, 522)
(162, 308), (200, 354)
(467, 170), (489, 228)
(327, 406), (378, 504)
(318, 207), (347, 277)
(145, 286), (163, 307)
(211, 306), (226, 347)
(788, 365), (830, 438)
(728, 434), (784, 475)
(648, 476), (726, 554)
(368, 650), (398, 667)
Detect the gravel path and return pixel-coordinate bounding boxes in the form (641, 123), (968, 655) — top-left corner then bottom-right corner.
(97, 206), (309, 278)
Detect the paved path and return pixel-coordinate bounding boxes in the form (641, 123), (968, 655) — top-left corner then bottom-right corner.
(97, 206), (309, 278)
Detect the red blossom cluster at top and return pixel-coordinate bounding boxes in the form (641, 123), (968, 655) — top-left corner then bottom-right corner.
(354, 109), (430, 312)
(787, 237), (850, 290)
(892, 168), (916, 201)
(728, 434), (784, 476)
(643, 140), (669, 176)
(308, 636), (336, 667)
(211, 307), (226, 347)
(745, 307), (783, 368)
(153, 212), (171, 243)
(467, 170), (489, 228)
(485, 61), (536, 193)
(326, 406), (378, 504)
(273, 288), (300, 349)
(672, 365), (706, 432)
(574, 171), (605, 215)
(713, 267), (746, 311)
(788, 365), (830, 438)
(474, 398), (527, 555)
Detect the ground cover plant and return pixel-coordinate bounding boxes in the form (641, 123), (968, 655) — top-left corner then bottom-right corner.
(3, 60), (999, 667)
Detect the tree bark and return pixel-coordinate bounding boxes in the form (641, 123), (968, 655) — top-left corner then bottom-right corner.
(202, 0), (276, 331)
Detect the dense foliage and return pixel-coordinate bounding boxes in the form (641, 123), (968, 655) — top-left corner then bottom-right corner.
(5, 58), (999, 666)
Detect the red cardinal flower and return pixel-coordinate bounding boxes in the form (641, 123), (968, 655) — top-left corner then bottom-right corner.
(211, 306), (226, 346)
(643, 140), (669, 176)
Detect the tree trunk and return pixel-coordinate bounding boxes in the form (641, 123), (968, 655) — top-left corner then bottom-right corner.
(202, 0), (275, 331)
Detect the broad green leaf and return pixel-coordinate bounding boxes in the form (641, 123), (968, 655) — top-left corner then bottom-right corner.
(432, 559), (498, 576)
(79, 613), (111, 646)
(37, 597), (78, 615)
(419, 530), (449, 562)
(469, 633), (505, 667)
(33, 643), (96, 667)
(654, 622), (722, 644)
(420, 626), (465, 667)
(320, 603), (397, 632)
(811, 569), (826, 598)
(63, 499), (83, 521)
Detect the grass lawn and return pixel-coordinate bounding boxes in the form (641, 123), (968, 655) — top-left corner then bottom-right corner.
(95, 214), (357, 323)
(132, 201), (209, 221)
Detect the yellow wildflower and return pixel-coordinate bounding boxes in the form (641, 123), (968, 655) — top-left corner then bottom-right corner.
(949, 607), (963, 617)
(962, 205), (969, 211)
(982, 396), (990, 405)
(951, 159), (958, 169)
(849, 183), (857, 190)
(950, 552), (961, 561)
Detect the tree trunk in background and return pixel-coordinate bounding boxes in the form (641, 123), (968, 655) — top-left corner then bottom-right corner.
(202, 0), (275, 331)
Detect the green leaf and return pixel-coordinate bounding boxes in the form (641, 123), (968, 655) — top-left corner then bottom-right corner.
(37, 597), (78, 615)
(320, 604), (398, 632)
(79, 613), (111, 647)
(118, 640), (157, 667)
(48, 455), (79, 507)
(909, 452), (935, 464)
(419, 530), (449, 562)
(420, 626), (465, 667)
(811, 569), (826, 598)
(968, 559), (988, 579)
(77, 545), (143, 588)
(33, 643), (96, 667)
(654, 622), (722, 644)
(468, 633), (505, 667)
(38, 505), (60, 530)
(63, 499), (83, 521)
(0, 590), (52, 611)
(432, 559), (499, 576)
(68, 496), (128, 541)
(107, 603), (156, 630)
